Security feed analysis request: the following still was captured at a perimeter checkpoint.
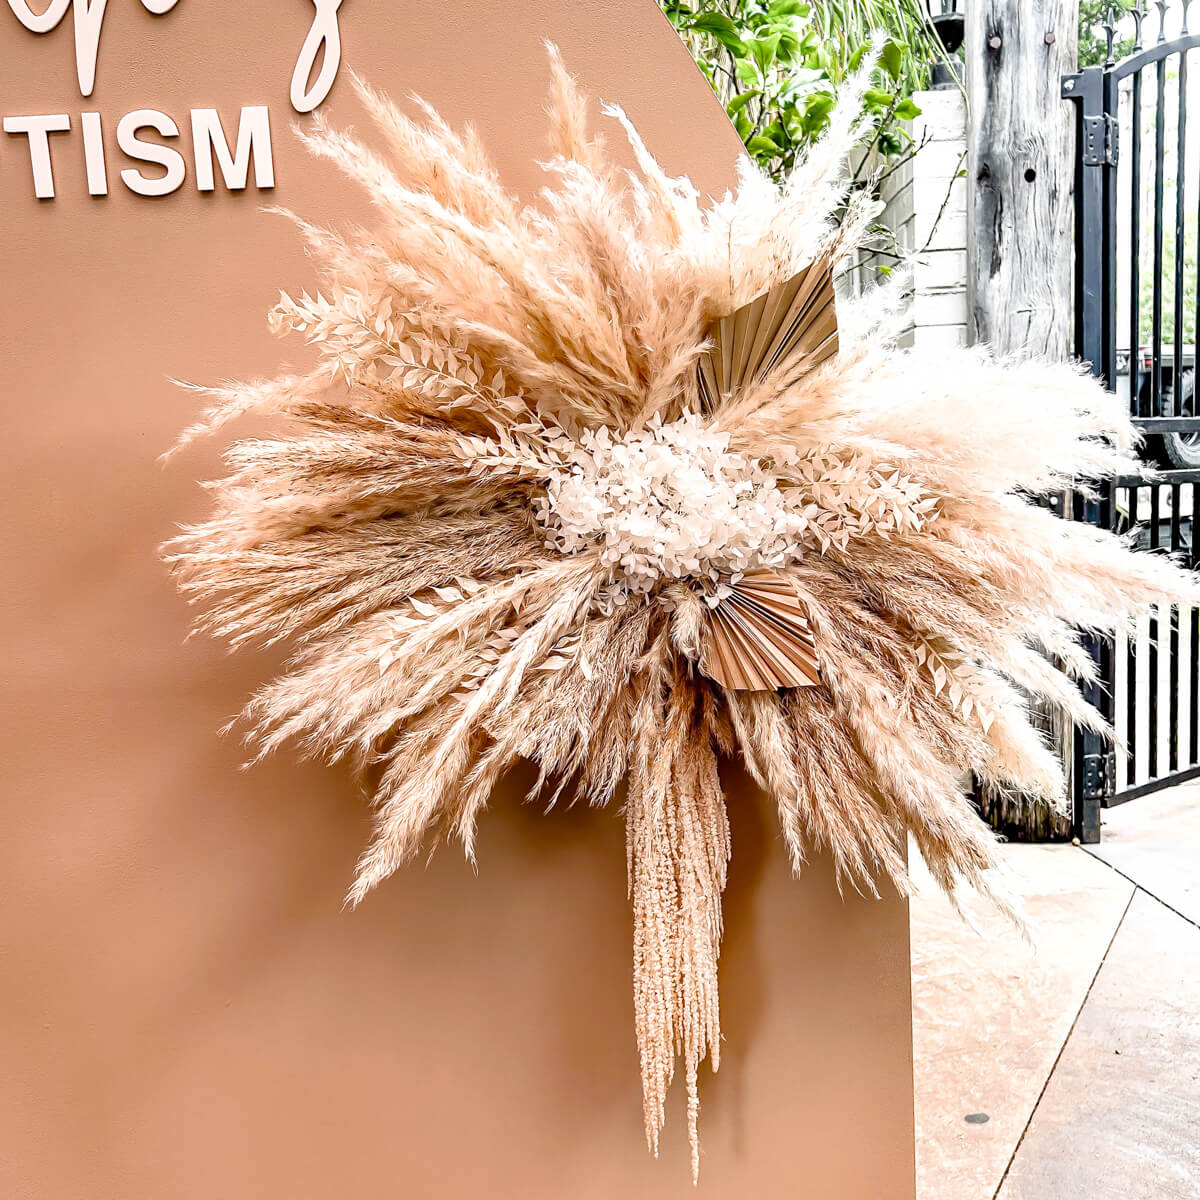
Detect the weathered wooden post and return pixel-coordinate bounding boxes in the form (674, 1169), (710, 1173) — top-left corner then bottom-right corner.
(967, 0), (1078, 354)
(966, 0), (1081, 837)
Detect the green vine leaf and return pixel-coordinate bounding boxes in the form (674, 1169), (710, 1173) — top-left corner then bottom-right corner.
(660, 0), (940, 184)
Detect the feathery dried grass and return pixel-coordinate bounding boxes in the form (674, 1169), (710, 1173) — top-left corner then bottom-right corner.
(166, 49), (1200, 1180)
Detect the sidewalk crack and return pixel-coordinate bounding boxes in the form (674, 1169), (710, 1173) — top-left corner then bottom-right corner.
(989, 885), (1137, 1200)
(1079, 847), (1200, 931)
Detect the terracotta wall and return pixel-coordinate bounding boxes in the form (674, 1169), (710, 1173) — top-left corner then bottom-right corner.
(0, 4), (915, 1196)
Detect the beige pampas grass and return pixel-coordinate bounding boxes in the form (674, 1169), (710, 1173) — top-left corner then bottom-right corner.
(166, 47), (1200, 1180)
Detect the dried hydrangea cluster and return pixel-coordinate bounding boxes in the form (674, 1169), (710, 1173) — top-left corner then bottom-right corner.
(540, 413), (807, 597)
(166, 51), (1200, 1181)
(493, 412), (939, 610)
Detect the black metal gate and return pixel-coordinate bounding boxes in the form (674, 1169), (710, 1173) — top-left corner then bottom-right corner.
(1064, 3), (1200, 841)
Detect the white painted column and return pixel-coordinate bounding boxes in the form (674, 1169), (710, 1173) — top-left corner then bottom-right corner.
(843, 90), (969, 351)
(910, 90), (969, 350)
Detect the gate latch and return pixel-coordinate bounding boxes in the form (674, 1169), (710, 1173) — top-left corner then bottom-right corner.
(1082, 114), (1119, 166)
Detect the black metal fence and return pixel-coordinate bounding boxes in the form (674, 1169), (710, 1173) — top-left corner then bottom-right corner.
(1065, 2), (1200, 840)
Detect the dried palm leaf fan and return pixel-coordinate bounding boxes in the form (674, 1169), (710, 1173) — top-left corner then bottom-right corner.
(695, 267), (835, 692)
(696, 257), (839, 413)
(701, 567), (821, 690)
(166, 48), (1200, 1181)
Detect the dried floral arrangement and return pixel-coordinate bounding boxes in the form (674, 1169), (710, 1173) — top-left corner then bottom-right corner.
(167, 49), (1199, 1179)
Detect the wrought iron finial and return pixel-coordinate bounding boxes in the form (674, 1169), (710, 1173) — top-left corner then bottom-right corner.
(1103, 4), (1118, 64)
(1156, 0), (1169, 42)
(1132, 0), (1147, 49)
(1182, 0), (1192, 36)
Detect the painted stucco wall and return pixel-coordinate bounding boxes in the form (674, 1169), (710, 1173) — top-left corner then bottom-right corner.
(0, 5), (916, 1196)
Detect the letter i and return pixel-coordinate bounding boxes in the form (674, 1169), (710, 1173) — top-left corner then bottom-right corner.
(80, 111), (107, 196)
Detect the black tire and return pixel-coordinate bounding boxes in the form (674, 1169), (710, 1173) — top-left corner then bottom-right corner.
(1149, 370), (1200, 469)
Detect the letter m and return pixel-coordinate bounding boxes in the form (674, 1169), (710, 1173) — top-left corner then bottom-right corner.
(190, 106), (275, 192)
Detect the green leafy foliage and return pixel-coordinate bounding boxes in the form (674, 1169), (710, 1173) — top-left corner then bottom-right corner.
(1078, 0), (1136, 69)
(661, 0), (936, 180)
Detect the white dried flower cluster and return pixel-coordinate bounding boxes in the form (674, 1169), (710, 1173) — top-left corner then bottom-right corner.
(534, 413), (811, 601)
(461, 416), (939, 605)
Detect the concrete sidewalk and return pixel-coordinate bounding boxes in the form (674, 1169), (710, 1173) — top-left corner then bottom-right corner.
(911, 785), (1200, 1200)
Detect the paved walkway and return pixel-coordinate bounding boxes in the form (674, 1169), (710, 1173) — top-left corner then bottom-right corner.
(911, 784), (1200, 1200)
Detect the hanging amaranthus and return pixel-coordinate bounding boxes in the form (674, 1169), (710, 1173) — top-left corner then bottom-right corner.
(166, 49), (1200, 1181)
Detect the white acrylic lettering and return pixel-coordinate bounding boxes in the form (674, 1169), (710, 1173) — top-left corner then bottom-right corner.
(6, 1), (180, 97)
(117, 108), (185, 196)
(7, 2), (343, 114)
(190, 106), (274, 192)
(290, 0), (344, 114)
(4, 0), (71, 33)
(80, 109), (106, 194)
(3, 111), (70, 198)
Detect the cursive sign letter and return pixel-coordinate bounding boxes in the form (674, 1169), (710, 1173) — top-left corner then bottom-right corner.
(6, 0), (181, 97)
(290, 0), (344, 114)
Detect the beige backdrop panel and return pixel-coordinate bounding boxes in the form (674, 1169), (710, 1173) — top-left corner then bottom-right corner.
(0, 3), (915, 1197)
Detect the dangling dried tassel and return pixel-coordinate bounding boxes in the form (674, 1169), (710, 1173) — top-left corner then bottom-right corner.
(627, 685), (730, 1183)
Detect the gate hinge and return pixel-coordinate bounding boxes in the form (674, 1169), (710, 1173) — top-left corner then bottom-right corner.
(1082, 114), (1119, 166)
(1081, 750), (1113, 801)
